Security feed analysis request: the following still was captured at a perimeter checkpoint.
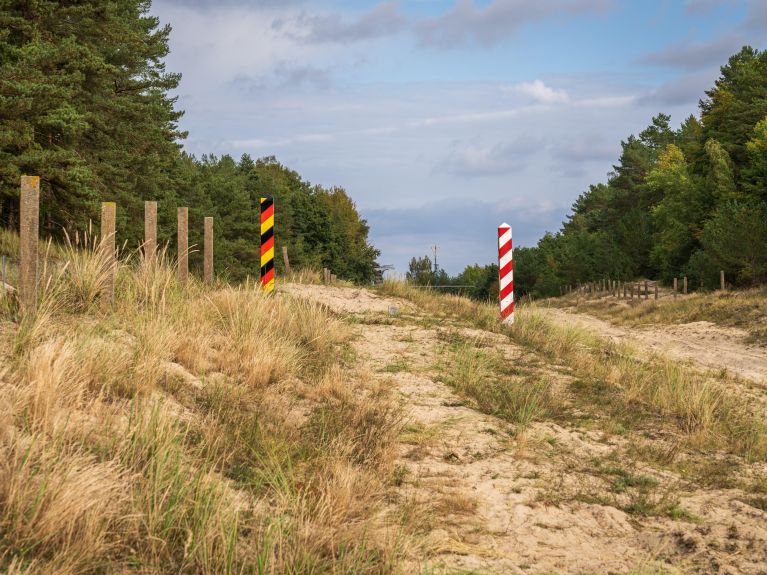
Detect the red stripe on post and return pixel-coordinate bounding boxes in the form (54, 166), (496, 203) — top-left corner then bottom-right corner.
(260, 236), (274, 255)
(261, 204), (274, 222)
(498, 222), (514, 325)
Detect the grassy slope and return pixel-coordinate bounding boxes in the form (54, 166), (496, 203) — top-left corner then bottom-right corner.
(0, 233), (403, 574)
(548, 287), (767, 345)
(378, 280), (767, 461)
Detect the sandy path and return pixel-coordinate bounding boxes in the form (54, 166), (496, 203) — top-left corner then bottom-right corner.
(539, 307), (767, 385)
(285, 284), (767, 574)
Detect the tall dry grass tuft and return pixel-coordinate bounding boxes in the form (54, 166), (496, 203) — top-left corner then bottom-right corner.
(0, 434), (127, 573)
(58, 228), (115, 313)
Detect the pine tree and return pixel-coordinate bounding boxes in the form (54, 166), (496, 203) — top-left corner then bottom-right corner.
(0, 0), (185, 241)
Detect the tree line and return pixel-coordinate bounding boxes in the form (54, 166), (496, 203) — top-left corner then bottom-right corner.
(0, 0), (379, 282)
(514, 47), (767, 298)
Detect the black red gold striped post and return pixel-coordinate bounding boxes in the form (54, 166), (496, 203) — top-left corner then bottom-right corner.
(260, 195), (275, 292)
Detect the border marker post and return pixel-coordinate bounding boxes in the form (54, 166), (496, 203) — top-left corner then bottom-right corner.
(498, 223), (514, 325)
(260, 195), (275, 293)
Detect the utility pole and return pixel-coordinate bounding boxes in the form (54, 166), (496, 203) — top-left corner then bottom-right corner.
(432, 244), (439, 286)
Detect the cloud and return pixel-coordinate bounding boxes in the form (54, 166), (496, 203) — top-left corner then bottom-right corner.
(684, 0), (729, 14)
(415, 0), (611, 48)
(162, 0), (303, 6)
(744, 0), (767, 31)
(508, 80), (569, 104)
(636, 33), (747, 70)
(278, 2), (406, 44)
(639, 69), (719, 106)
(550, 137), (617, 163)
(437, 138), (541, 178)
(232, 63), (334, 91)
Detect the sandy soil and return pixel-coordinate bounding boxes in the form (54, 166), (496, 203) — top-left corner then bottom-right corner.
(538, 307), (767, 385)
(285, 283), (767, 574)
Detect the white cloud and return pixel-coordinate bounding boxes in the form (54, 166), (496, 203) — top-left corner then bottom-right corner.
(509, 80), (570, 104)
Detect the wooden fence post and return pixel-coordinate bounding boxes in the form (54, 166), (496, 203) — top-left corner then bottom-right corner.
(282, 246), (291, 275)
(623, 283), (627, 299)
(720, 270), (725, 291)
(101, 202), (116, 307)
(630, 284), (634, 299)
(683, 276), (688, 295)
(644, 280), (649, 300)
(673, 277), (678, 299)
(144, 200), (157, 263)
(19, 176), (39, 312)
(178, 207), (188, 285)
(654, 283), (658, 300)
(204, 216), (213, 284)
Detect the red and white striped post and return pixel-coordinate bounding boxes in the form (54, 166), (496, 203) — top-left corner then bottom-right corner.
(498, 222), (514, 324)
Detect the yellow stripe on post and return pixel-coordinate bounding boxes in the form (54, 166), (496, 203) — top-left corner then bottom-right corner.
(260, 196), (275, 292)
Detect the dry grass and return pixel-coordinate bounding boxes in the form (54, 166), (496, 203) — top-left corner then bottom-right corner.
(380, 279), (767, 460)
(555, 287), (767, 345)
(0, 232), (404, 574)
(436, 338), (556, 437)
(377, 278), (498, 331)
(512, 307), (767, 458)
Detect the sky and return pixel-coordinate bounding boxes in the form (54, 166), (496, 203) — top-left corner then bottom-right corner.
(150, 0), (767, 275)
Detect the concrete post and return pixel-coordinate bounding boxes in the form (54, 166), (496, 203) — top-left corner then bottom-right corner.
(144, 201), (157, 263)
(19, 176), (39, 312)
(204, 216), (213, 284)
(178, 207), (188, 285)
(101, 202), (116, 307)
(282, 245), (291, 275)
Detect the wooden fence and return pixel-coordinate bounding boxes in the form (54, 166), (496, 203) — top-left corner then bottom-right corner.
(7, 176), (344, 312)
(13, 176), (217, 312)
(560, 270), (729, 301)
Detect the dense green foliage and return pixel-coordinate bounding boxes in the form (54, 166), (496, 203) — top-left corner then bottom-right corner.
(514, 47), (767, 296)
(0, 0), (378, 282)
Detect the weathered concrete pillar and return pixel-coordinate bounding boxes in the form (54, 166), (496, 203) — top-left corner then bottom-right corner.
(101, 202), (116, 307)
(204, 216), (213, 284)
(19, 176), (40, 312)
(282, 245), (291, 275)
(144, 201), (157, 263)
(178, 207), (188, 285)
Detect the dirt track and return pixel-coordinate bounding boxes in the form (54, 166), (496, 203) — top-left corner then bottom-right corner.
(538, 307), (767, 385)
(285, 283), (767, 574)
